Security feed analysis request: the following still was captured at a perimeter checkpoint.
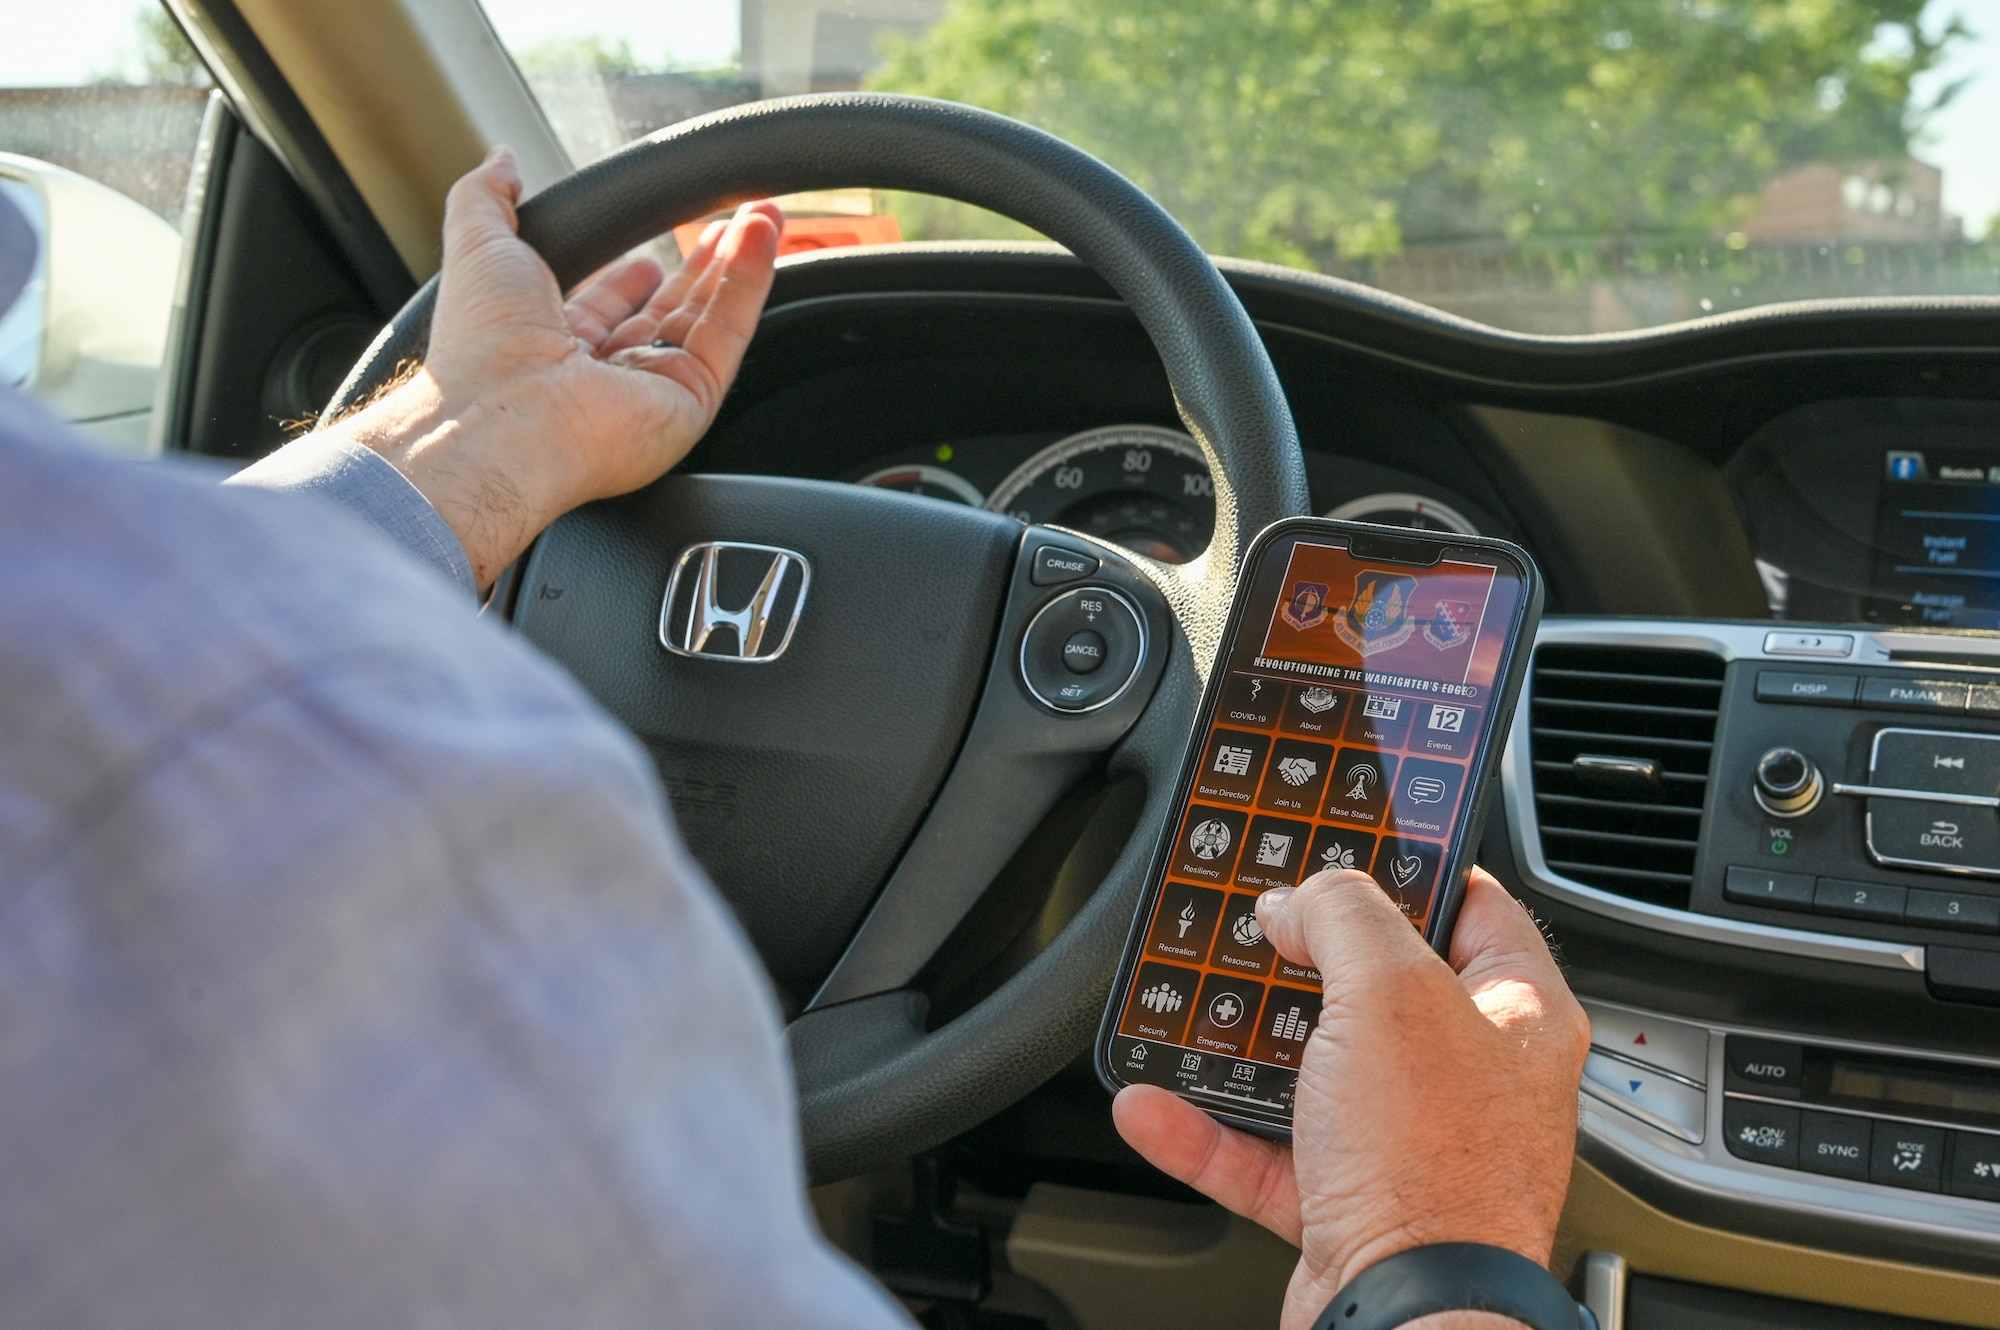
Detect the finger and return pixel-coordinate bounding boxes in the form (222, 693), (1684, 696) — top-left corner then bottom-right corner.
(1112, 1085), (1303, 1246)
(440, 145), (524, 266)
(564, 254), (666, 348)
(608, 206), (782, 412)
(1256, 869), (1439, 988)
(603, 201), (785, 356)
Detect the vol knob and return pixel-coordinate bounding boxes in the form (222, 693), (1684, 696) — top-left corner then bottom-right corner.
(1754, 747), (1822, 817)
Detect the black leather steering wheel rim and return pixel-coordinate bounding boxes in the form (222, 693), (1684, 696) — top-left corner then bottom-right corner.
(327, 93), (1309, 1180)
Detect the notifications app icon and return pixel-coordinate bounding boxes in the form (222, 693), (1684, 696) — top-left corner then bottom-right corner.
(1406, 775), (1447, 804)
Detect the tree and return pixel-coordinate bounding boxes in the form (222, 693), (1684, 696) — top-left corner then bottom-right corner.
(870, 0), (1962, 266)
(97, 6), (211, 88)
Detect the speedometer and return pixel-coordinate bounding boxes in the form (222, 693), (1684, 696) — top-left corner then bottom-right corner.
(984, 425), (1214, 563)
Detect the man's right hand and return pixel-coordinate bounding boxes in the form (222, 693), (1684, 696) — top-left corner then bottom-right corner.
(1113, 867), (1589, 1330)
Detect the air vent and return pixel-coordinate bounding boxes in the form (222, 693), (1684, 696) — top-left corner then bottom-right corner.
(1529, 644), (1725, 909)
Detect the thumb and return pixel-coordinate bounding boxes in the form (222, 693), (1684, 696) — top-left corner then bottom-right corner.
(1256, 868), (1445, 994)
(441, 146), (524, 265)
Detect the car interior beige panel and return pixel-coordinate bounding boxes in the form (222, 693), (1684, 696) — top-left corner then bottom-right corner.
(1005, 1183), (1294, 1330)
(1555, 1159), (2000, 1327)
(1471, 405), (1768, 618)
(229, 0), (568, 278)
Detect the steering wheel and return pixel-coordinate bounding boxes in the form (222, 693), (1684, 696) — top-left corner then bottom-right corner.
(326, 93), (1308, 1182)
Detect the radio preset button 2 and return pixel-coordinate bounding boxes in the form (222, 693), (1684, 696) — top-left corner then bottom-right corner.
(1814, 878), (1908, 923)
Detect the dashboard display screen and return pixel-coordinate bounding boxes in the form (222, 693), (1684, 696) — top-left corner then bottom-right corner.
(1102, 532), (1527, 1123)
(1872, 447), (2000, 629)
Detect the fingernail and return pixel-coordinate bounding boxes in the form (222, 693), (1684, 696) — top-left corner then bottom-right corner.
(1258, 887), (1294, 914)
(650, 336), (678, 349)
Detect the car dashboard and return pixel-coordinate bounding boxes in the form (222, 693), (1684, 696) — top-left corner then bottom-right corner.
(658, 245), (2000, 1315)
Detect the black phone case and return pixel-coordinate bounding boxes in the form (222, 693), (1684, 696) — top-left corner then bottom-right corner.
(1093, 516), (1545, 1140)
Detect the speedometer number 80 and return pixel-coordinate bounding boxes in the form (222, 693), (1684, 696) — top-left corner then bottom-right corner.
(1122, 449), (1152, 473)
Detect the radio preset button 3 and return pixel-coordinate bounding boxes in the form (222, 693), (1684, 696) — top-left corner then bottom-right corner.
(1905, 888), (2000, 933)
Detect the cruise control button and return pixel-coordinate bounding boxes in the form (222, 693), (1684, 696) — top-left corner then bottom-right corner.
(1872, 729), (2000, 796)
(1905, 888), (2000, 934)
(1725, 1036), (1804, 1097)
(1580, 1001), (1709, 1085)
(1866, 799), (2000, 875)
(1061, 629), (1106, 673)
(1723, 865), (1815, 911)
(1723, 1098), (1800, 1167)
(1948, 1131), (2000, 1201)
(1871, 1122), (1946, 1192)
(1813, 878), (1907, 923)
(1019, 585), (1144, 712)
(1799, 1111), (1872, 1181)
(1030, 544), (1099, 585)
(1755, 671), (1857, 706)
(1582, 1052), (1706, 1143)
(1862, 676), (1970, 713)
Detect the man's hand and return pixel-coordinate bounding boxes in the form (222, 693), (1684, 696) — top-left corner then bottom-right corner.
(1113, 868), (1589, 1330)
(325, 147), (783, 591)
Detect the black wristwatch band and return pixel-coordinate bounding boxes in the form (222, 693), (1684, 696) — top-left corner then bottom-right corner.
(1308, 1243), (1599, 1330)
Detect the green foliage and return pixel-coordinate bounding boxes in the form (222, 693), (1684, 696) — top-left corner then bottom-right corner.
(512, 36), (651, 76)
(96, 5), (210, 88)
(870, 0), (1961, 264)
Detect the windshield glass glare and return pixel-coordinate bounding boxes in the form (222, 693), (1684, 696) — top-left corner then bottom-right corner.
(484, 0), (2000, 335)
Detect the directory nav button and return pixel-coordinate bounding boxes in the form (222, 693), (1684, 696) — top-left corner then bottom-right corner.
(1723, 1098), (1800, 1167)
(1581, 1052), (1706, 1143)
(1195, 729), (1270, 804)
(1219, 672), (1283, 728)
(1249, 984), (1323, 1067)
(1799, 1111), (1871, 1182)
(1188, 973), (1266, 1058)
(1871, 1123), (1946, 1192)
(1724, 1036), (1804, 1098)
(1170, 806), (1249, 883)
(1118, 961), (1200, 1043)
(1144, 883), (1225, 964)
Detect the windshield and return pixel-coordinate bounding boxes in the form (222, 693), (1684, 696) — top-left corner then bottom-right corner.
(483, 0), (2000, 335)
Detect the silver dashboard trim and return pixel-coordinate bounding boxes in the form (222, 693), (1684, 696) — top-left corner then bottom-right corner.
(1505, 619), (1926, 971)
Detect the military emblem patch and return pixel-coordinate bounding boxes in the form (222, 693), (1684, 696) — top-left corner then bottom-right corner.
(1280, 580), (1331, 632)
(1422, 598), (1475, 651)
(1333, 570), (1418, 655)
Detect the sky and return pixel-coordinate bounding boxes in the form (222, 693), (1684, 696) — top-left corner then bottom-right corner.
(0, 0), (1994, 236)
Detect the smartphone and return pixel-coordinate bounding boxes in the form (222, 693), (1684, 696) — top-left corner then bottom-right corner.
(1095, 518), (1543, 1136)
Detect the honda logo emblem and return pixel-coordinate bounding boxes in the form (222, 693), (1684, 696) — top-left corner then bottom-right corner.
(658, 542), (811, 662)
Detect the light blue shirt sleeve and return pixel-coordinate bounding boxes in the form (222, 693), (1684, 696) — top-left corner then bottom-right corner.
(228, 432), (478, 598)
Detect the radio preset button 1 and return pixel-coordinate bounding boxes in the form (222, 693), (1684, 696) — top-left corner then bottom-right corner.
(1861, 677), (1971, 714)
(1755, 671), (1858, 706)
(1724, 1098), (1801, 1167)
(1814, 878), (1908, 923)
(1905, 888), (2000, 934)
(1723, 865), (1815, 911)
(1725, 1036), (1805, 1097)
(1870, 1123), (1946, 1192)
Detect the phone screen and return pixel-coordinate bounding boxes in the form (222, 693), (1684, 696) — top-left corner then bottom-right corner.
(1101, 527), (1533, 1127)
